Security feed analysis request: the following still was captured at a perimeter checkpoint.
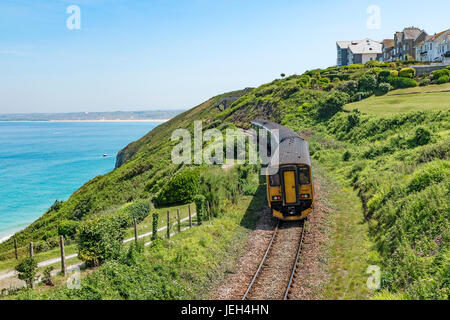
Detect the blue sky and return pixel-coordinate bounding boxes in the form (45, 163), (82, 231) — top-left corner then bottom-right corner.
(0, 0), (449, 113)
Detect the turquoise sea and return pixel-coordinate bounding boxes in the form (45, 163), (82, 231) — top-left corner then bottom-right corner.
(0, 121), (162, 241)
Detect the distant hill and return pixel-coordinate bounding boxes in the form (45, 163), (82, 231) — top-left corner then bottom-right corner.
(0, 110), (185, 121)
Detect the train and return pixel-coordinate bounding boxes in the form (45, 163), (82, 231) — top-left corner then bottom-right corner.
(251, 120), (314, 221)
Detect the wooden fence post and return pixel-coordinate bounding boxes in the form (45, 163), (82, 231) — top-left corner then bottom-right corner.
(60, 235), (66, 277)
(177, 209), (181, 233)
(29, 242), (33, 258)
(188, 204), (192, 228)
(167, 211), (170, 239)
(14, 238), (18, 260)
(133, 218), (138, 244)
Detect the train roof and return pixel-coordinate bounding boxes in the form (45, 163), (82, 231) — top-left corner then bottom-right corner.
(251, 120), (311, 167)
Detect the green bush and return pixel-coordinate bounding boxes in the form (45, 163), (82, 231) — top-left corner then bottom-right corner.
(379, 69), (391, 79)
(155, 168), (200, 206)
(315, 91), (350, 119)
(57, 220), (79, 239)
(15, 257), (38, 288)
(437, 75), (449, 84)
(77, 211), (128, 266)
(358, 74), (378, 92)
(193, 194), (207, 225)
(124, 200), (151, 223)
(408, 127), (432, 147)
(431, 69), (450, 80)
(378, 82), (391, 94)
(339, 80), (359, 94)
(151, 212), (159, 240)
(297, 75), (311, 87)
(399, 67), (416, 78)
(419, 78), (431, 86)
(390, 70), (399, 77)
(387, 76), (417, 89)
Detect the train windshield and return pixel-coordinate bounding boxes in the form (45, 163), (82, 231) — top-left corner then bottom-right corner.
(298, 167), (310, 185)
(269, 173), (281, 186)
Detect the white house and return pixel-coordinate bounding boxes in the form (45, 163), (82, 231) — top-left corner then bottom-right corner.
(416, 29), (450, 62)
(336, 38), (382, 66)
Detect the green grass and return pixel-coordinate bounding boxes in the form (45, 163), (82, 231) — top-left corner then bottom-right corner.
(345, 83), (450, 115)
(314, 163), (373, 300)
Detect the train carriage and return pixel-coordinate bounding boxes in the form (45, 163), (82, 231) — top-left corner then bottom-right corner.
(251, 120), (314, 221)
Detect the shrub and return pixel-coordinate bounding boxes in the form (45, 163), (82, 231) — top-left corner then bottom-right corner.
(379, 70), (391, 79)
(408, 127), (432, 147)
(316, 91), (349, 119)
(125, 200), (150, 223)
(42, 266), (54, 286)
(155, 168), (200, 205)
(437, 75), (449, 84)
(57, 220), (79, 239)
(390, 70), (399, 77)
(77, 212), (128, 266)
(419, 78), (431, 86)
(297, 75), (310, 87)
(342, 151), (351, 161)
(339, 80), (359, 94)
(318, 77), (331, 86)
(351, 91), (372, 101)
(399, 67), (416, 78)
(378, 82), (391, 94)
(15, 257), (38, 288)
(193, 194), (207, 225)
(365, 60), (381, 68)
(358, 74), (378, 93)
(151, 212), (158, 240)
(387, 76), (417, 89)
(431, 69), (450, 80)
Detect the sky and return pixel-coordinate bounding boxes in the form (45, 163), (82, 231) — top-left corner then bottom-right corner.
(0, 0), (449, 114)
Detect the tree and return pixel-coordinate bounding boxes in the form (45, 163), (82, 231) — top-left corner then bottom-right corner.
(16, 257), (38, 289)
(280, 73), (286, 78)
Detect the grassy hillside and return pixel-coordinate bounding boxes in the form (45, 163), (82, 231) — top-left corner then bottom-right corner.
(0, 88), (252, 258)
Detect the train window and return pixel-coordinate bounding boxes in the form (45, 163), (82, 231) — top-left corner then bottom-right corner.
(269, 173), (281, 186)
(298, 167), (310, 185)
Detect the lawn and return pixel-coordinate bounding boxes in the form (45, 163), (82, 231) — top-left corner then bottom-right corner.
(345, 83), (450, 115)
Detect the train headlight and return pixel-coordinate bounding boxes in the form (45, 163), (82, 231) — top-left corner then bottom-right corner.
(300, 194), (310, 199)
(272, 195), (281, 201)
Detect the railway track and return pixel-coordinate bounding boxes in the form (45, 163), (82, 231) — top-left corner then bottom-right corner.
(242, 218), (307, 300)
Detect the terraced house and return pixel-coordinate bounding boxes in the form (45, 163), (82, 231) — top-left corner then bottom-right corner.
(415, 29), (450, 63)
(392, 27), (427, 60)
(336, 38), (382, 66)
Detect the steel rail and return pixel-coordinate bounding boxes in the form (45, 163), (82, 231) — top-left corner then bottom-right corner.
(283, 219), (307, 300)
(242, 220), (280, 300)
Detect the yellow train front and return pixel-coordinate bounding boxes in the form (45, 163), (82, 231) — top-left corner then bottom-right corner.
(252, 120), (314, 221)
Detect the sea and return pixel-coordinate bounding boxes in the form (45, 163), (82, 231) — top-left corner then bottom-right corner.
(0, 121), (163, 242)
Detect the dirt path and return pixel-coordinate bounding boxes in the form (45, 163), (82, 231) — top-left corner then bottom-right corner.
(212, 178), (331, 300)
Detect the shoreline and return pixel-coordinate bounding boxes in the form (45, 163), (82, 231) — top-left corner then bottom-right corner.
(0, 119), (169, 123)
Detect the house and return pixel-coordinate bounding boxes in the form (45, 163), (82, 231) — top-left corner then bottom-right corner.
(381, 39), (395, 61)
(440, 33), (450, 64)
(336, 38), (382, 66)
(392, 27), (427, 60)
